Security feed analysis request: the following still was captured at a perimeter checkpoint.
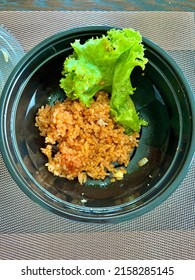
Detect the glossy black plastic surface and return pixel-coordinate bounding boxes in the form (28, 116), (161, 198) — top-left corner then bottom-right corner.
(0, 26), (194, 222)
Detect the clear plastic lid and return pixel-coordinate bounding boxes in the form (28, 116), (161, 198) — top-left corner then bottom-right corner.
(0, 25), (25, 95)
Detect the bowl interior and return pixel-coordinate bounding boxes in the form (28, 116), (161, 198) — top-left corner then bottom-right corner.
(2, 27), (193, 213)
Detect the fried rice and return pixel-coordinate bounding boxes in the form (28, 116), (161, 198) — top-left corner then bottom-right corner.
(35, 91), (139, 184)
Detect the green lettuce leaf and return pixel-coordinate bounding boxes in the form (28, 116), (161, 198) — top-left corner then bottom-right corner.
(110, 45), (148, 133)
(60, 28), (148, 132)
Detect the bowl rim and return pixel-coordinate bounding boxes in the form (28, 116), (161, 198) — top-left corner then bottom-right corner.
(0, 25), (195, 223)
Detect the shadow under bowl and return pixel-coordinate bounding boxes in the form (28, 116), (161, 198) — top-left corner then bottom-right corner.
(0, 26), (194, 223)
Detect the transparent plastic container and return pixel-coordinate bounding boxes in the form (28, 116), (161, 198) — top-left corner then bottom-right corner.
(0, 25), (25, 95)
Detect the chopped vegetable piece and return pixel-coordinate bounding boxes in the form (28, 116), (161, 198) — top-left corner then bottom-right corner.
(1, 48), (9, 62)
(138, 157), (148, 166)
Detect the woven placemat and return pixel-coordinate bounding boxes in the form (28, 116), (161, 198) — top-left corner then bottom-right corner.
(0, 11), (194, 260)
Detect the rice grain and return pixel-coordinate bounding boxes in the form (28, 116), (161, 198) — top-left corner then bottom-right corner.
(35, 91), (139, 184)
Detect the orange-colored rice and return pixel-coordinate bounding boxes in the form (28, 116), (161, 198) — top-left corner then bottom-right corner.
(35, 91), (139, 184)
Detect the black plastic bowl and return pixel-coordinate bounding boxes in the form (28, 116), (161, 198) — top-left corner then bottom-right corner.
(0, 26), (194, 223)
